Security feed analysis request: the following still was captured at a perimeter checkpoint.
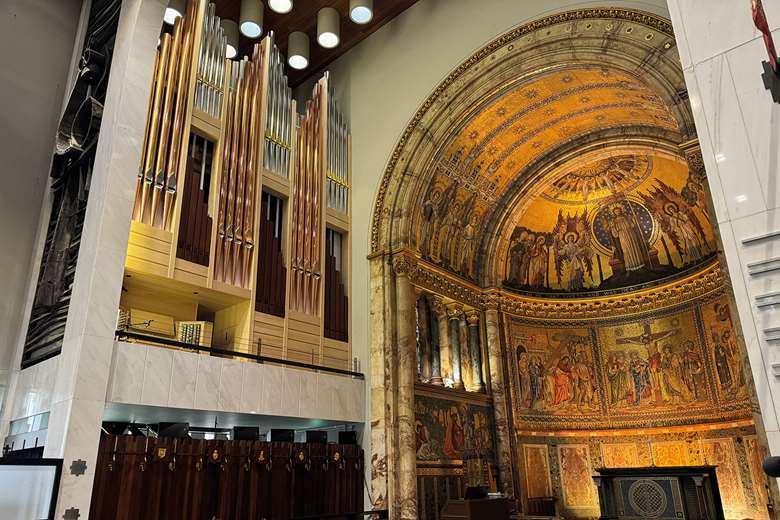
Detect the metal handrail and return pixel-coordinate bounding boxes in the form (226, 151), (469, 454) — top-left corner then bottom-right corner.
(291, 510), (389, 519)
(114, 330), (365, 379)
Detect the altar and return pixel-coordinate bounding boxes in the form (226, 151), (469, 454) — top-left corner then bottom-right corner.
(593, 467), (725, 520)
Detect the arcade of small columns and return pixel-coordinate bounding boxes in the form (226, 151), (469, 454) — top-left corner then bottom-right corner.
(387, 252), (516, 514)
(414, 291), (485, 392)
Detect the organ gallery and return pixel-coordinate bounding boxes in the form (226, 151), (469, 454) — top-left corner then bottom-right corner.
(1, 1), (779, 520)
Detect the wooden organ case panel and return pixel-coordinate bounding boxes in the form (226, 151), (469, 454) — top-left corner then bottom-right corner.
(324, 228), (348, 342)
(255, 191), (286, 317)
(119, 1), (351, 368)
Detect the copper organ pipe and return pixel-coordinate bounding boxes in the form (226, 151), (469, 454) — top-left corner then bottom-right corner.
(133, 47), (160, 221)
(213, 45), (264, 288)
(215, 63), (237, 283)
(132, 0), (196, 230)
(151, 18), (182, 228)
(138, 32), (171, 225)
(289, 79), (325, 315)
(164, 0), (197, 230)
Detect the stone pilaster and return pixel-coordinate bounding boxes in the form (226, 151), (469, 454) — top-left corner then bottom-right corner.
(466, 310), (485, 392)
(447, 303), (465, 390)
(392, 255), (418, 520)
(483, 296), (515, 497)
(431, 296), (452, 384)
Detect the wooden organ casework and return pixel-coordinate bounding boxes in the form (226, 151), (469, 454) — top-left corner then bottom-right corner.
(414, 291), (487, 393)
(120, 0), (351, 369)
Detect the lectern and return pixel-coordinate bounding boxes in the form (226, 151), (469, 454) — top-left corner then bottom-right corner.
(440, 497), (510, 520)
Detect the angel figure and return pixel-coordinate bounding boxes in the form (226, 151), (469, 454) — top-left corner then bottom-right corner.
(640, 180), (710, 267)
(664, 202), (707, 264)
(553, 212), (592, 291)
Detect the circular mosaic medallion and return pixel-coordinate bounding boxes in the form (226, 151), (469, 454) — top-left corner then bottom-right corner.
(628, 479), (667, 517)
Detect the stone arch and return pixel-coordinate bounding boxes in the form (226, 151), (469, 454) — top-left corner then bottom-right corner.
(366, 9), (698, 519)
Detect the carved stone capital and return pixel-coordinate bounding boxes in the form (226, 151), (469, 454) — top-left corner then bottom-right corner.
(466, 309), (481, 326)
(392, 254), (416, 277)
(446, 302), (464, 320)
(430, 295), (446, 317)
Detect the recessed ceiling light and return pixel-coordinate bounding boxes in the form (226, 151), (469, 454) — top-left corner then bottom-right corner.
(268, 0), (293, 14)
(288, 31), (309, 69)
(164, 0), (186, 25)
(349, 0), (373, 24)
(221, 19), (239, 59)
(317, 7), (340, 48)
(240, 0), (263, 39)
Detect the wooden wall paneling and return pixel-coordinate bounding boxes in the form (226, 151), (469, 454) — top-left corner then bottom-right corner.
(270, 441), (295, 518)
(287, 310), (322, 364)
(89, 433), (121, 520)
(251, 442), (274, 519)
(254, 311), (285, 358)
(125, 221), (174, 278)
(213, 300), (253, 352)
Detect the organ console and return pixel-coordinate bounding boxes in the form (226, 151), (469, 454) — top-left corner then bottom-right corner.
(122, 0), (351, 368)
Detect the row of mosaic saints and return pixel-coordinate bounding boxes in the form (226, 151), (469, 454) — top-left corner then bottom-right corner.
(415, 155), (713, 294)
(506, 295), (749, 422)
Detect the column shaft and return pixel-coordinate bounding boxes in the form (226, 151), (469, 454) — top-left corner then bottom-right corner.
(467, 311), (485, 391)
(484, 306), (515, 497)
(448, 304), (464, 390)
(428, 296), (443, 385)
(393, 258), (418, 519)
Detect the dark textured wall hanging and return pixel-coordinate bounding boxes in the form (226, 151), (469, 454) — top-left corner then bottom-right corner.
(22, 0), (121, 368)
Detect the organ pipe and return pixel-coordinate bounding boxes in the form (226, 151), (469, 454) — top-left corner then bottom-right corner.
(263, 33), (293, 179)
(290, 79), (325, 315)
(126, 0), (352, 353)
(327, 91), (349, 214)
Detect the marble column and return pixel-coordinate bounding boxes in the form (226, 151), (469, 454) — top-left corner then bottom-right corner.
(484, 299), (515, 497)
(427, 295), (443, 385)
(392, 256), (418, 519)
(447, 303), (465, 390)
(431, 296), (452, 384)
(466, 310), (485, 392)
(416, 294), (433, 382)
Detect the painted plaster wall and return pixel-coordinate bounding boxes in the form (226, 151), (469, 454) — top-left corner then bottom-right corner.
(0, 0), (83, 404)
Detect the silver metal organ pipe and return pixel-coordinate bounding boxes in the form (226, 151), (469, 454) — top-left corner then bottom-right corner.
(196, 3), (226, 119)
(326, 90), (349, 214)
(263, 37), (292, 179)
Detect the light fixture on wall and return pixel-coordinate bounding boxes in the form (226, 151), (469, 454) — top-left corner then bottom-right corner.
(317, 7), (340, 48)
(240, 0), (263, 38)
(349, 0), (373, 24)
(221, 19), (239, 59)
(164, 0), (186, 25)
(268, 0), (293, 14)
(288, 31), (309, 70)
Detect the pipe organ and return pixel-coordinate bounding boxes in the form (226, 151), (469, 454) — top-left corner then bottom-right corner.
(122, 0), (351, 369)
